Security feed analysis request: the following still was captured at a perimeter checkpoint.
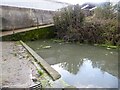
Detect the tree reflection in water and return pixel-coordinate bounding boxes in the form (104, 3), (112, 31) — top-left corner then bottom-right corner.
(26, 40), (119, 88)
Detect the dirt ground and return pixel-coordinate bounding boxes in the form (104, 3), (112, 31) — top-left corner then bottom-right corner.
(1, 41), (38, 88)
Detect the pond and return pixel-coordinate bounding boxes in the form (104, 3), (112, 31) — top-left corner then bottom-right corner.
(26, 40), (119, 88)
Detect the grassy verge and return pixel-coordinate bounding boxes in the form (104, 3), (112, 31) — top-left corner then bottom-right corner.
(99, 44), (118, 49)
(51, 38), (118, 49)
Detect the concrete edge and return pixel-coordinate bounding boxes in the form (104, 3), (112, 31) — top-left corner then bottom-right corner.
(19, 40), (61, 81)
(1, 24), (54, 37)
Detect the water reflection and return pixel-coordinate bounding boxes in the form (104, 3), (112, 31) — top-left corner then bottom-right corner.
(52, 59), (118, 88)
(26, 40), (119, 88)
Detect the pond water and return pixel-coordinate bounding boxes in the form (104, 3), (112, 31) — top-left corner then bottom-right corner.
(26, 40), (119, 88)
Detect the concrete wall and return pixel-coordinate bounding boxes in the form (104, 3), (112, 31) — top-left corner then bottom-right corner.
(0, 6), (55, 30)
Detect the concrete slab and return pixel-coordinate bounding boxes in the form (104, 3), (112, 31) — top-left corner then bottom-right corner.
(20, 40), (61, 81)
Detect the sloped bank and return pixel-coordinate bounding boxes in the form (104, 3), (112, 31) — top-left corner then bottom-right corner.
(1, 26), (55, 41)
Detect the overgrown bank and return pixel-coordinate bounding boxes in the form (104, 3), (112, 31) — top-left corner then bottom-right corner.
(2, 26), (55, 41)
(53, 3), (120, 46)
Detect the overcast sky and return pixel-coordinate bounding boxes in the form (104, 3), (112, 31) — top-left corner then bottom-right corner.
(1, 0), (119, 11)
(57, 0), (119, 4)
(58, 0), (108, 4)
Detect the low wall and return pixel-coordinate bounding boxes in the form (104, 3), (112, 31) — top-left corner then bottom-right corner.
(0, 5), (55, 30)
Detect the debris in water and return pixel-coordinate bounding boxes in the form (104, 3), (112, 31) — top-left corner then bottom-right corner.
(59, 43), (62, 45)
(40, 45), (43, 47)
(110, 52), (113, 54)
(37, 48), (40, 50)
(105, 54), (108, 56)
(32, 76), (37, 82)
(42, 46), (51, 49)
(107, 47), (111, 50)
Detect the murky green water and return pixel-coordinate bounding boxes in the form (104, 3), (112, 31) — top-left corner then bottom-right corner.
(26, 40), (119, 88)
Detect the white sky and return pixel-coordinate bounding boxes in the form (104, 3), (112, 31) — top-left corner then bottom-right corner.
(56, 0), (119, 4)
(57, 0), (108, 5)
(1, 0), (119, 11)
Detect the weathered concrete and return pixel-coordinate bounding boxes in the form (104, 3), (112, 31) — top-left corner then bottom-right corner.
(20, 40), (61, 81)
(0, 5), (55, 30)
